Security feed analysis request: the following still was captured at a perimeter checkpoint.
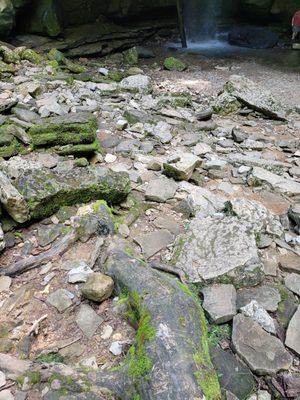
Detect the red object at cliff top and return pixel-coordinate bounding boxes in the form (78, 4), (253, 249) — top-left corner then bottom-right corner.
(292, 10), (300, 27)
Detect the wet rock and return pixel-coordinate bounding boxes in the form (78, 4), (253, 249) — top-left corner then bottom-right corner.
(240, 300), (276, 334)
(173, 215), (263, 286)
(12, 166), (130, 220)
(224, 75), (285, 120)
(133, 229), (174, 259)
(81, 272), (114, 303)
(285, 306), (300, 356)
(250, 167), (300, 196)
(211, 348), (256, 400)
(145, 177), (178, 203)
(202, 284), (236, 324)
(75, 304), (103, 338)
(163, 57), (187, 72)
(237, 285), (281, 312)
(232, 314), (292, 375)
(68, 262), (93, 283)
(0, 170), (29, 223)
(164, 152), (200, 181)
(285, 273), (300, 296)
(120, 74), (151, 93)
(47, 289), (74, 313)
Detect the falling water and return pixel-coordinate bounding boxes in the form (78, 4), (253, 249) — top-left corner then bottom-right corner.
(183, 0), (221, 42)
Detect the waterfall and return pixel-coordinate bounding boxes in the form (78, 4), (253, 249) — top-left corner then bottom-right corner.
(183, 0), (221, 41)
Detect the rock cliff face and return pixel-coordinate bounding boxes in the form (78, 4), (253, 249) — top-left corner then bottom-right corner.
(0, 0), (298, 40)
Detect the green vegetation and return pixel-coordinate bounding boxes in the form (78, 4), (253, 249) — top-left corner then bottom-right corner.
(208, 324), (232, 347)
(163, 57), (187, 72)
(36, 352), (65, 363)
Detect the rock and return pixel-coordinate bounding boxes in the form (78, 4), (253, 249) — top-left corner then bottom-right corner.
(196, 108), (213, 121)
(202, 284), (237, 324)
(133, 229), (174, 259)
(68, 262), (93, 283)
(80, 356), (98, 369)
(279, 252), (300, 273)
(0, 0), (14, 37)
(282, 372), (300, 397)
(0, 371), (6, 388)
(229, 26), (279, 49)
(250, 167), (300, 196)
(213, 91), (241, 115)
(109, 341), (124, 356)
(153, 216), (180, 236)
(285, 306), (300, 356)
(224, 75), (285, 120)
(81, 272), (114, 303)
(211, 348), (256, 400)
(148, 121), (172, 144)
(232, 314), (292, 375)
(123, 47), (138, 65)
(12, 166), (130, 220)
(193, 142), (212, 156)
(47, 289), (74, 313)
(75, 304), (103, 338)
(164, 152), (200, 181)
(28, 112), (97, 147)
(289, 202), (300, 231)
(101, 325), (113, 340)
(163, 57), (187, 72)
(173, 215), (263, 286)
(37, 223), (62, 247)
(0, 390), (14, 400)
(240, 300), (276, 334)
(145, 177), (178, 203)
(232, 127), (248, 143)
(285, 273), (300, 296)
(116, 119), (128, 131)
(261, 248), (278, 276)
(0, 224), (5, 253)
(105, 153), (117, 163)
(0, 276), (11, 292)
(247, 390), (271, 400)
(0, 170), (29, 223)
(236, 285), (281, 312)
(120, 74), (151, 93)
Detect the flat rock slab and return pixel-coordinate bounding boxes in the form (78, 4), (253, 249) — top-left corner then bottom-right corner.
(0, 276), (12, 292)
(145, 177), (178, 203)
(279, 252), (300, 273)
(164, 152), (200, 181)
(285, 273), (300, 296)
(251, 167), (300, 197)
(285, 306), (300, 356)
(211, 348), (256, 400)
(37, 224), (63, 247)
(224, 75), (286, 120)
(76, 304), (103, 338)
(232, 314), (292, 375)
(202, 284), (237, 324)
(28, 112), (97, 147)
(174, 215), (263, 285)
(133, 229), (174, 258)
(237, 285), (281, 312)
(12, 166), (130, 220)
(47, 289), (74, 313)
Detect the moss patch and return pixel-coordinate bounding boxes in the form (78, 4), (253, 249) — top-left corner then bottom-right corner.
(164, 57), (187, 72)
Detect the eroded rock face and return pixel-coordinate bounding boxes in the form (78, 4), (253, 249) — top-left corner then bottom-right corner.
(173, 215), (264, 285)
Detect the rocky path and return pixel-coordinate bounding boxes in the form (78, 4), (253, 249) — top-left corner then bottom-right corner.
(0, 43), (299, 400)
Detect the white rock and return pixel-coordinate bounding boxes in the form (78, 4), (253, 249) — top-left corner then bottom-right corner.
(68, 262), (93, 283)
(109, 341), (124, 356)
(105, 154), (117, 163)
(116, 119), (128, 131)
(101, 325), (113, 340)
(0, 371), (6, 388)
(241, 300), (276, 334)
(98, 67), (109, 76)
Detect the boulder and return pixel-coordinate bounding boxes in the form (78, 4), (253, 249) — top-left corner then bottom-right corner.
(250, 167), (300, 196)
(28, 112), (97, 147)
(12, 166), (130, 220)
(173, 215), (264, 286)
(120, 74), (152, 93)
(164, 152), (200, 181)
(240, 300), (276, 334)
(81, 272), (114, 303)
(236, 285), (281, 312)
(145, 177), (178, 203)
(224, 75), (286, 120)
(163, 57), (187, 72)
(232, 314), (292, 375)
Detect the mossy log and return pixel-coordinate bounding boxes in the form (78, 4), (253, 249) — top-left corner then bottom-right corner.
(95, 248), (221, 400)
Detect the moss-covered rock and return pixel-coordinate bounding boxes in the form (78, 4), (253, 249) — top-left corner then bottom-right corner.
(13, 166), (131, 220)
(0, 60), (15, 74)
(123, 47), (139, 65)
(29, 112), (97, 148)
(163, 57), (187, 72)
(20, 48), (42, 64)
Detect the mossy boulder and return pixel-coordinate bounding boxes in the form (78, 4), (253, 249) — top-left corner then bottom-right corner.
(0, 60), (15, 74)
(13, 166), (131, 220)
(29, 112), (97, 148)
(20, 48), (42, 64)
(163, 57), (187, 72)
(123, 47), (139, 65)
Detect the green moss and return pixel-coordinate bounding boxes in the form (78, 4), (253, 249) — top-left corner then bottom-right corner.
(17, 371), (42, 387)
(21, 49), (42, 64)
(48, 48), (65, 64)
(171, 237), (186, 266)
(0, 137), (23, 158)
(0, 60), (15, 74)
(36, 352), (64, 363)
(108, 70), (125, 82)
(48, 372), (89, 394)
(56, 139), (102, 156)
(163, 57), (187, 72)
